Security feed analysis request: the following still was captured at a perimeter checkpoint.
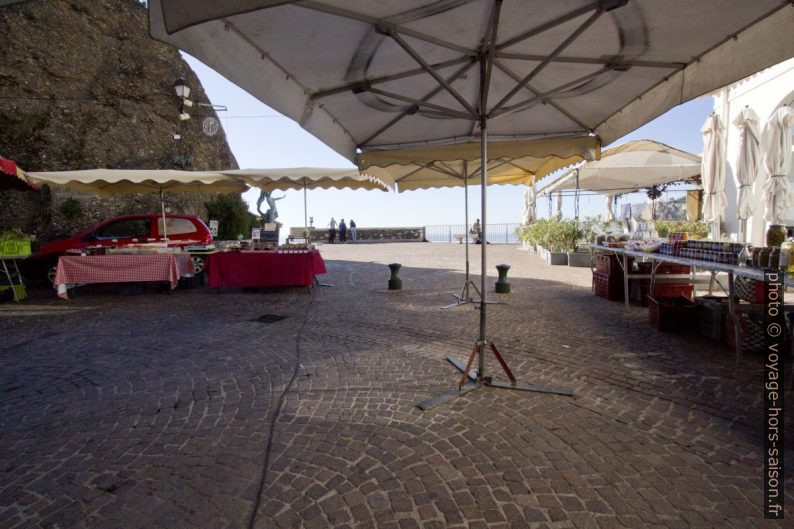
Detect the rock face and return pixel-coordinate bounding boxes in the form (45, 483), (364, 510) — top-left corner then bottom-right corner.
(0, 0), (239, 239)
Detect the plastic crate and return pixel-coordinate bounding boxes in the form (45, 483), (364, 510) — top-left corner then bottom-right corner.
(696, 296), (729, 341)
(726, 311), (766, 353)
(0, 240), (31, 257)
(733, 276), (764, 303)
(0, 284), (26, 301)
(593, 271), (624, 301)
(630, 280), (693, 306)
(595, 254), (632, 276)
(648, 295), (697, 332)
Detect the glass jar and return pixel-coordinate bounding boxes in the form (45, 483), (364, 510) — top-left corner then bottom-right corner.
(781, 239), (794, 273)
(769, 247), (780, 269)
(766, 224), (787, 247)
(758, 247), (772, 268)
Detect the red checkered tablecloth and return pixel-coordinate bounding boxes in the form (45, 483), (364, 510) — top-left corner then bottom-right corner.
(54, 254), (194, 299)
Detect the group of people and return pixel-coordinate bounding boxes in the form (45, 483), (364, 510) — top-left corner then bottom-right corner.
(327, 217), (357, 243)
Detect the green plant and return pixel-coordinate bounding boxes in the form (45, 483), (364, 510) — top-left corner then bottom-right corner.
(59, 197), (83, 219)
(518, 219), (587, 252)
(655, 220), (709, 239)
(204, 194), (260, 240)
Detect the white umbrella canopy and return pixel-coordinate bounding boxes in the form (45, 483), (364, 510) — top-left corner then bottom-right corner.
(538, 140), (701, 196)
(733, 106), (762, 221)
(149, 1), (793, 162)
(222, 167), (393, 192)
(26, 168), (248, 240)
(25, 168), (248, 195)
(701, 114), (726, 238)
(761, 106), (794, 223)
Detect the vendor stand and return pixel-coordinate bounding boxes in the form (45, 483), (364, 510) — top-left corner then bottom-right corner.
(54, 253), (194, 299)
(206, 247), (326, 289)
(592, 243), (793, 359)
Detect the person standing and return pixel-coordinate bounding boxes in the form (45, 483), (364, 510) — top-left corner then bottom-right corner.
(338, 218), (347, 243)
(328, 217), (337, 243)
(349, 219), (357, 242)
(470, 218), (482, 244)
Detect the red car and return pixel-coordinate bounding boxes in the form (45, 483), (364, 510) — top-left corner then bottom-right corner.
(29, 214), (214, 282)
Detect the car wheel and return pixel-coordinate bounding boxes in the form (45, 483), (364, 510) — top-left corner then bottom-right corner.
(191, 255), (206, 275)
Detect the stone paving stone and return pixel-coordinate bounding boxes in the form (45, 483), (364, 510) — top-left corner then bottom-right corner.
(1, 243), (792, 528)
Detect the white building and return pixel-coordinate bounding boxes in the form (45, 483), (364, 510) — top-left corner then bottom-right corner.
(714, 57), (794, 246)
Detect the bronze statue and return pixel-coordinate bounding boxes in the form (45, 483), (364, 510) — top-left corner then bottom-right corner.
(256, 190), (285, 223)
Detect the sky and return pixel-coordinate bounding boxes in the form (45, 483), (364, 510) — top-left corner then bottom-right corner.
(184, 54), (713, 233)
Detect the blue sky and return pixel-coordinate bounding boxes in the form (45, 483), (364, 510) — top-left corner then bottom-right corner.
(185, 54), (712, 232)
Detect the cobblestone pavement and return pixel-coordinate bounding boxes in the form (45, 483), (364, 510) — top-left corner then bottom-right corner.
(1, 243), (792, 529)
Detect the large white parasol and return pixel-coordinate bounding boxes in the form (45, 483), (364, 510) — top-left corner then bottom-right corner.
(701, 113), (726, 239)
(761, 106), (794, 223)
(147, 0), (794, 411)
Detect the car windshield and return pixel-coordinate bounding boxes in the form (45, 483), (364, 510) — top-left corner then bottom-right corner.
(94, 218), (151, 239)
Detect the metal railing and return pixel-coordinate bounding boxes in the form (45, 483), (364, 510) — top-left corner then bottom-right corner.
(424, 223), (521, 244)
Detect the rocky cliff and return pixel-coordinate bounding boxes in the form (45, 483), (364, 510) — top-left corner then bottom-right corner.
(0, 0), (239, 239)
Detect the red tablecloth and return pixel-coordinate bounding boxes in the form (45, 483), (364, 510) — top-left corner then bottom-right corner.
(206, 250), (326, 288)
(54, 254), (194, 299)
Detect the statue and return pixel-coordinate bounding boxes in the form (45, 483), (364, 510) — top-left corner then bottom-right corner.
(256, 190), (285, 223)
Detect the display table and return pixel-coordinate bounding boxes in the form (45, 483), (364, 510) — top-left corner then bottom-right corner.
(591, 245), (793, 358)
(54, 254), (194, 299)
(206, 250), (326, 288)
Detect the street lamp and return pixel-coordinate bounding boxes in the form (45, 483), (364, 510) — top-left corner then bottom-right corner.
(173, 78), (191, 120)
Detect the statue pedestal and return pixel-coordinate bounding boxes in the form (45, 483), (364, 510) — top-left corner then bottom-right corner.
(260, 221), (281, 243)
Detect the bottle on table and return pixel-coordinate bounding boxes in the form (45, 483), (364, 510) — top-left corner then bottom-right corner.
(780, 238), (794, 272)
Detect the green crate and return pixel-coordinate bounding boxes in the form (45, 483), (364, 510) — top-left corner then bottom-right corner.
(0, 284), (26, 301)
(0, 240), (31, 257)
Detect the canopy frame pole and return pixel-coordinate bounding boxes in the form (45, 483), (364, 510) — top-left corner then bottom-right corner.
(419, 6), (572, 409)
(303, 177), (308, 240)
(159, 186), (168, 243)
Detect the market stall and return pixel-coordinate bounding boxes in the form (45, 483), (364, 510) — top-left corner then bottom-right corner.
(54, 253), (194, 299)
(591, 240), (793, 359)
(206, 248), (326, 289)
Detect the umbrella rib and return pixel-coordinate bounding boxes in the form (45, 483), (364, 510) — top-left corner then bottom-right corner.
(494, 52), (683, 70)
(311, 57), (473, 100)
(358, 60), (477, 148)
(495, 2), (598, 51)
(382, 28), (477, 118)
(492, 58), (591, 131)
(298, 1), (475, 55)
(366, 87), (473, 120)
(490, 7), (606, 117)
(492, 66), (614, 119)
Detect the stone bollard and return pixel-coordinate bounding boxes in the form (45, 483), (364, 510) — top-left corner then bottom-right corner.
(388, 263), (403, 290)
(495, 264), (511, 293)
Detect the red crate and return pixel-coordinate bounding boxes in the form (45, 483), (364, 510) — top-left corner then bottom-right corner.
(733, 277), (765, 303)
(593, 271), (624, 301)
(648, 295), (697, 332)
(595, 254), (632, 276)
(656, 263), (691, 274)
(630, 280), (693, 306)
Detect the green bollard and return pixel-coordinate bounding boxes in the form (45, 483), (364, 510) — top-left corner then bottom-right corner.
(495, 264), (511, 293)
(388, 263), (403, 290)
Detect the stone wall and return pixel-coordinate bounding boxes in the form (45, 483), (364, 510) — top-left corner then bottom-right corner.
(0, 0), (239, 241)
(305, 227), (426, 243)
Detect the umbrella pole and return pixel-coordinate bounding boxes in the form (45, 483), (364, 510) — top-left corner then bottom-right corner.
(304, 178), (308, 240)
(419, 76), (572, 411)
(160, 187), (168, 243)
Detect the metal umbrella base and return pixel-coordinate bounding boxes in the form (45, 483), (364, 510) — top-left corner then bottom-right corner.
(441, 279), (504, 309)
(417, 343), (573, 410)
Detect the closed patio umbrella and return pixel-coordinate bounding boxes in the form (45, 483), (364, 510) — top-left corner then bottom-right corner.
(732, 107), (761, 239)
(554, 191), (563, 220)
(522, 181), (536, 225)
(701, 113), (726, 239)
(761, 105), (794, 223)
(148, 0), (794, 411)
(604, 195), (615, 222)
